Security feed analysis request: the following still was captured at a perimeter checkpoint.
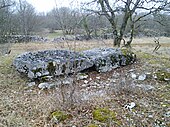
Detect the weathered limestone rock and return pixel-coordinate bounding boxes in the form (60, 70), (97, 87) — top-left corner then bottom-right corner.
(82, 48), (136, 72)
(13, 48), (136, 79)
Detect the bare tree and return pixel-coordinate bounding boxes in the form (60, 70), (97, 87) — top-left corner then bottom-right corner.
(84, 0), (170, 47)
(17, 0), (38, 35)
(51, 7), (81, 35)
(0, 0), (14, 10)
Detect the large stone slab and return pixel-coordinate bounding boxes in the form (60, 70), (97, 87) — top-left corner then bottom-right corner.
(13, 50), (94, 79)
(13, 48), (136, 79)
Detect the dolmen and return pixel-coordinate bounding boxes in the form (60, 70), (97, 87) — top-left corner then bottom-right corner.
(13, 48), (136, 79)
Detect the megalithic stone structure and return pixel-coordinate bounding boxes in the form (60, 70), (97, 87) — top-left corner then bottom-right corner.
(13, 48), (136, 79)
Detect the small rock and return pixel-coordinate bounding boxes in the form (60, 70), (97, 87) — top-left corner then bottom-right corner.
(27, 82), (36, 87)
(110, 79), (116, 83)
(164, 78), (170, 81)
(47, 83), (56, 89)
(62, 78), (73, 85)
(105, 84), (110, 87)
(124, 102), (136, 110)
(28, 71), (34, 79)
(38, 82), (56, 89)
(164, 111), (170, 117)
(131, 73), (137, 79)
(153, 74), (157, 79)
(129, 69), (135, 72)
(166, 68), (170, 73)
(38, 82), (50, 89)
(148, 115), (153, 118)
(82, 84), (87, 87)
(138, 74), (147, 81)
(77, 73), (88, 80)
(84, 80), (88, 84)
(96, 76), (100, 80)
(36, 72), (41, 77)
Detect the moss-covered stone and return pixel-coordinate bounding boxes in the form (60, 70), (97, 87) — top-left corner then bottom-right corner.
(51, 111), (71, 122)
(120, 48), (136, 65)
(121, 48), (130, 56)
(47, 61), (56, 76)
(92, 108), (116, 123)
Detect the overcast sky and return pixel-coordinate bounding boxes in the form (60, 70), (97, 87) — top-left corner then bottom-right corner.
(26, 0), (83, 13)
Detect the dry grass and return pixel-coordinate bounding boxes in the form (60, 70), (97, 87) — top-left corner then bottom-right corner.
(0, 37), (170, 127)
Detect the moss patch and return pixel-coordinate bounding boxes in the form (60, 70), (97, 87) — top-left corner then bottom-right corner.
(92, 108), (116, 123)
(120, 48), (136, 65)
(51, 111), (72, 123)
(154, 70), (170, 82)
(87, 124), (98, 127)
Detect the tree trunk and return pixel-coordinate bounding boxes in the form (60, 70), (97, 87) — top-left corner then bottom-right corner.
(113, 35), (122, 47)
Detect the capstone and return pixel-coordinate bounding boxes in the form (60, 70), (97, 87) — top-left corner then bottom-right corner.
(13, 48), (136, 79)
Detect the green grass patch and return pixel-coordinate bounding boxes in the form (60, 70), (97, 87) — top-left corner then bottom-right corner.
(47, 31), (63, 38)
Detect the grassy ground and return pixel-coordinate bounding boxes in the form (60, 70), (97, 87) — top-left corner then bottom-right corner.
(0, 37), (170, 127)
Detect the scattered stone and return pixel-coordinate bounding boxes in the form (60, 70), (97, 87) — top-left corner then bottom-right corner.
(84, 80), (88, 84)
(131, 73), (137, 79)
(77, 73), (88, 80)
(138, 74), (147, 81)
(62, 78), (73, 85)
(110, 79), (116, 83)
(28, 71), (35, 79)
(128, 69), (135, 72)
(96, 76), (100, 80)
(164, 111), (170, 117)
(27, 82), (36, 87)
(38, 82), (51, 89)
(82, 84), (87, 87)
(38, 82), (59, 89)
(148, 115), (153, 118)
(124, 102), (136, 110)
